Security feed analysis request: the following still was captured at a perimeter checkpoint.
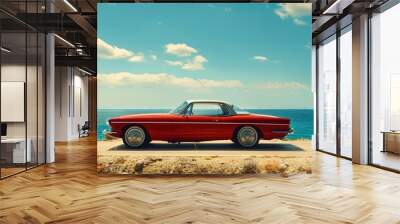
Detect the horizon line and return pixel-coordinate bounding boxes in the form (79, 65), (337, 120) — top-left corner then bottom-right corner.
(97, 107), (314, 110)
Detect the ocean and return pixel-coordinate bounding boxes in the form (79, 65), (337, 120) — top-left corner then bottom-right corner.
(97, 109), (314, 141)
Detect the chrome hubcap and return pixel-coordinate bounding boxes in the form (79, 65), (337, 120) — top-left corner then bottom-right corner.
(125, 127), (145, 147)
(238, 127), (258, 147)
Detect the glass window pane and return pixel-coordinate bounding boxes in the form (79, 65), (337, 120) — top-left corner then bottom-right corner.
(1, 1), (46, 179)
(340, 28), (352, 158)
(191, 103), (224, 116)
(1, 30), (27, 177)
(371, 4), (400, 171)
(318, 36), (337, 154)
(27, 31), (38, 169)
(38, 33), (45, 165)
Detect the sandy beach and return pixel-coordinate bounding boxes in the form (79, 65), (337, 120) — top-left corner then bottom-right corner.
(97, 139), (312, 176)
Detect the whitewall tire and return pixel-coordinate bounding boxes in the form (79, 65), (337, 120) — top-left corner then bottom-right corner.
(123, 126), (147, 148)
(236, 126), (259, 148)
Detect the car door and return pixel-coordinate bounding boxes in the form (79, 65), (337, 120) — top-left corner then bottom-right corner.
(184, 102), (228, 141)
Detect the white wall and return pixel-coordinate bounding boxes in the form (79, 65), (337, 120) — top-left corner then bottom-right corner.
(55, 67), (69, 141)
(54, 67), (89, 141)
(71, 73), (89, 138)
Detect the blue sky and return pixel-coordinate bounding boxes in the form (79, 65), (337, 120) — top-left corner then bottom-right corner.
(98, 3), (312, 109)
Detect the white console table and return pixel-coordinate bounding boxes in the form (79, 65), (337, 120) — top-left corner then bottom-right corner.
(1, 138), (31, 163)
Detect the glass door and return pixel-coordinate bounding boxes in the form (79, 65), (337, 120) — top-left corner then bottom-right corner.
(370, 3), (400, 171)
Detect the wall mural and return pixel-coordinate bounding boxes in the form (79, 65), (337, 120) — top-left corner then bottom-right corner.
(97, 3), (313, 176)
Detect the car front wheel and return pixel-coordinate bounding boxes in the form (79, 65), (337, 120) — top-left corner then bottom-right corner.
(123, 126), (147, 148)
(236, 126), (259, 148)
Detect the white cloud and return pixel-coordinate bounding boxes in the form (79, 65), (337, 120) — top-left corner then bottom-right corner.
(165, 43), (198, 57)
(128, 55), (144, 62)
(275, 9), (287, 19)
(150, 55), (158, 60)
(275, 3), (311, 26)
(182, 55), (207, 71)
(98, 73), (307, 91)
(97, 38), (144, 62)
(256, 82), (308, 90)
(98, 72), (243, 89)
(253, 56), (268, 62)
(97, 38), (131, 59)
(165, 60), (183, 66)
(129, 56), (144, 63)
(165, 55), (208, 71)
(293, 18), (307, 26)
(275, 3), (310, 18)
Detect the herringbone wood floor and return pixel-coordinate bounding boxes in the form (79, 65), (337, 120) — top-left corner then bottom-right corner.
(1, 137), (400, 224)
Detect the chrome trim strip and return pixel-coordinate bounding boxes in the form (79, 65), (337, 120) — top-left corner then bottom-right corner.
(111, 121), (288, 126)
(271, 130), (290, 133)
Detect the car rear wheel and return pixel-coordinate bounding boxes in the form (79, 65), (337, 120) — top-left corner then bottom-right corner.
(123, 126), (147, 148)
(236, 126), (259, 148)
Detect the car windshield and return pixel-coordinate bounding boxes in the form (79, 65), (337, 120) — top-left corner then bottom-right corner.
(170, 101), (188, 114)
(233, 105), (249, 114)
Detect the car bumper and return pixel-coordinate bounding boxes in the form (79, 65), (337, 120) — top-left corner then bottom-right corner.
(106, 131), (120, 138)
(271, 128), (294, 134)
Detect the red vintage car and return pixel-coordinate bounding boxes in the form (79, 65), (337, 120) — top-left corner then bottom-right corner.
(108, 100), (293, 148)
